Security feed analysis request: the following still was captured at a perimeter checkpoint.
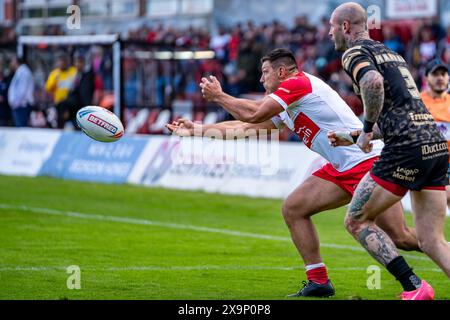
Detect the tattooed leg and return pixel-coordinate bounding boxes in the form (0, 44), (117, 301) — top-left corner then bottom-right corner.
(345, 173), (402, 266)
(347, 173), (379, 221)
(357, 225), (399, 266)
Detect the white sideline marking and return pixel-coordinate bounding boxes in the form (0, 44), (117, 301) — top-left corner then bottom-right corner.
(0, 203), (430, 262)
(0, 266), (443, 272)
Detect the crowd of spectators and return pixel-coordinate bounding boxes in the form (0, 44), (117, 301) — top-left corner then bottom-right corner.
(0, 15), (449, 138)
(122, 16), (449, 113)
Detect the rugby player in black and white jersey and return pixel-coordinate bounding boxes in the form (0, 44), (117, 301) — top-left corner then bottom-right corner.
(328, 2), (450, 300)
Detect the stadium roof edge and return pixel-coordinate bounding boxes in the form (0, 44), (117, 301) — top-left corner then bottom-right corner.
(18, 34), (120, 45)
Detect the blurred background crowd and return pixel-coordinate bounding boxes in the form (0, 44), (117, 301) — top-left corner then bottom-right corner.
(0, 0), (449, 140)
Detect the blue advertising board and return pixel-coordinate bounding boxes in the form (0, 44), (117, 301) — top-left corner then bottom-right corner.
(39, 132), (149, 184)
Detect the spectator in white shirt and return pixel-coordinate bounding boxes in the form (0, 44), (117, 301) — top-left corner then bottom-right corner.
(210, 26), (231, 63)
(7, 55), (34, 127)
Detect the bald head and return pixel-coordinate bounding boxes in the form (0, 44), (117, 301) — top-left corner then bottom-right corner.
(329, 2), (370, 51)
(332, 2), (368, 29)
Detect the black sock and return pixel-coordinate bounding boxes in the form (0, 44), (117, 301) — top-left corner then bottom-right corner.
(386, 256), (421, 291)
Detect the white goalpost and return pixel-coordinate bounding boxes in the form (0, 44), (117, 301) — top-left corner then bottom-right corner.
(17, 34), (123, 120)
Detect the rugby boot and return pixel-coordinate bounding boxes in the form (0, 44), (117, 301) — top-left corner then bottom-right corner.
(287, 280), (335, 298)
(400, 280), (434, 300)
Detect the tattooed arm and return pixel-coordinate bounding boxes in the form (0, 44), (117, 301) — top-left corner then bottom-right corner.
(355, 70), (385, 153)
(360, 70), (385, 123)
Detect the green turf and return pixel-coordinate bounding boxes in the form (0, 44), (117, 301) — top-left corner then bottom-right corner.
(0, 175), (448, 300)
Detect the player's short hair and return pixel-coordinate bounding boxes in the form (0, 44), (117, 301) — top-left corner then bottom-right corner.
(261, 48), (297, 70)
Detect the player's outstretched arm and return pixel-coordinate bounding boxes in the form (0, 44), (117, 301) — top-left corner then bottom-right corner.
(328, 124), (383, 147)
(166, 118), (277, 139)
(199, 75), (284, 123)
(327, 130), (360, 146)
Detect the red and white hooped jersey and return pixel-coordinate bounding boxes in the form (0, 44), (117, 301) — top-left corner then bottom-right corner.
(269, 71), (383, 172)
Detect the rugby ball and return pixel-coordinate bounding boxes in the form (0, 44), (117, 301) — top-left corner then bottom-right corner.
(76, 106), (124, 142)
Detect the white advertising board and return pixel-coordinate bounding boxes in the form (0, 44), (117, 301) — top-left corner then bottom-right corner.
(130, 135), (325, 199)
(0, 128), (61, 176)
(386, 0), (437, 19)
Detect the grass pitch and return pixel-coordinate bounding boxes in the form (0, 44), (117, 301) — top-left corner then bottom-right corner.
(0, 175), (448, 300)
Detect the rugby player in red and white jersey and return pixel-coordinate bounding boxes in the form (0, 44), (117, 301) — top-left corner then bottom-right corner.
(166, 48), (420, 298)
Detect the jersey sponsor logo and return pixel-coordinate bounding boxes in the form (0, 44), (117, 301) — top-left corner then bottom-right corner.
(392, 166), (419, 182)
(422, 142), (448, 155)
(408, 112), (435, 126)
(293, 112), (320, 148)
(87, 114), (118, 134)
(421, 142), (448, 160)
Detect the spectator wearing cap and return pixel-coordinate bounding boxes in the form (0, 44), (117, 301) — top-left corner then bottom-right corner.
(7, 55), (34, 127)
(45, 52), (77, 128)
(421, 59), (450, 118)
(421, 59), (450, 207)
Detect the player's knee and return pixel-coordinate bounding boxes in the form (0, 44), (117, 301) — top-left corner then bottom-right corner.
(281, 201), (295, 224)
(417, 236), (438, 254)
(344, 215), (364, 236)
(281, 199), (309, 224)
(389, 227), (419, 251)
(391, 236), (412, 251)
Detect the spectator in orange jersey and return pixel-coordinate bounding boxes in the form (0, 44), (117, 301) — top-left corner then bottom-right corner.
(421, 59), (450, 207)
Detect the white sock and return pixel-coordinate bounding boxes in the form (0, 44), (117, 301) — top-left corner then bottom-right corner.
(305, 262), (326, 271)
